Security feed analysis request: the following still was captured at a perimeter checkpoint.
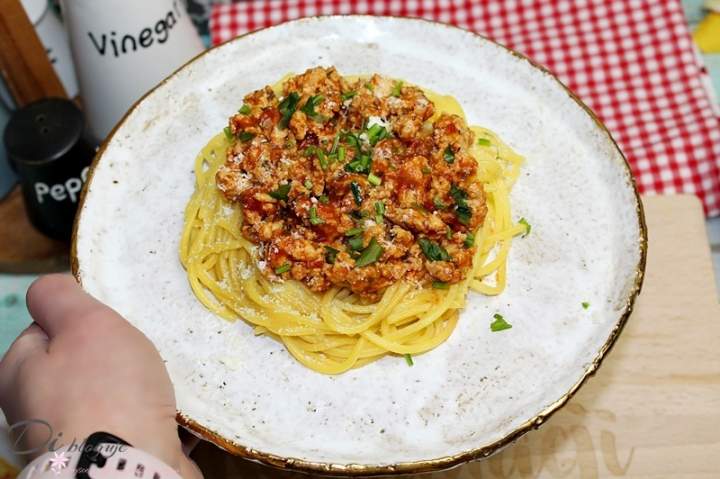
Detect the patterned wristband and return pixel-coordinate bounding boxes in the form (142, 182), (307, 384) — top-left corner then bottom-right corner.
(18, 432), (182, 479)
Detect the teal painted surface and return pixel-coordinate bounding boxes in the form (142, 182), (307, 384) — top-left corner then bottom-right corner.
(683, 0), (720, 95)
(705, 54), (720, 100)
(0, 276), (35, 354)
(683, 0), (707, 23)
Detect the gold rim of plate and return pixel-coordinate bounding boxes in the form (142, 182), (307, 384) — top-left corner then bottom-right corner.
(71, 15), (648, 476)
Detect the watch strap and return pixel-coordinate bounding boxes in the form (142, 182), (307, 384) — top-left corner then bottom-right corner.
(18, 432), (182, 479)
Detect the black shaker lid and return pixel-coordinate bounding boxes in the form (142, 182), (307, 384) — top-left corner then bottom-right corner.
(4, 98), (85, 165)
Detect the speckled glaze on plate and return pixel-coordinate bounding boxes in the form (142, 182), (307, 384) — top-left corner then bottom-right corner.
(72, 16), (646, 476)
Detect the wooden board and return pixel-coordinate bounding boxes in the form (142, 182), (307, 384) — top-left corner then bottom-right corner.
(0, 187), (69, 273)
(190, 194), (720, 478)
(0, 0), (66, 106)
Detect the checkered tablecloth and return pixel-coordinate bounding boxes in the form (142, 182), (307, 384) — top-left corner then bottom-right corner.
(210, 0), (720, 216)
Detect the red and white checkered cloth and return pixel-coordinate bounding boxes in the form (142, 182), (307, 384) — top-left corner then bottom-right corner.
(211, 0), (720, 216)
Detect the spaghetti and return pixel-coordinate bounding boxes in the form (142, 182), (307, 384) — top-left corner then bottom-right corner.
(180, 74), (525, 374)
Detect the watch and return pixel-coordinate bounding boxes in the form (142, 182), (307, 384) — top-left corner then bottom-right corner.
(18, 431), (182, 479)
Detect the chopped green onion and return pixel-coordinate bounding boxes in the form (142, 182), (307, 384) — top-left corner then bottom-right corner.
(404, 353), (414, 366)
(464, 232), (475, 248)
(446, 226), (453, 240)
(418, 238), (452, 262)
(432, 281), (449, 290)
(368, 173), (382, 186)
(345, 153), (372, 174)
(366, 124), (389, 146)
(318, 195), (329, 204)
(344, 132), (361, 151)
(391, 80), (404, 97)
(320, 151), (330, 170)
(341, 91), (357, 101)
(364, 82), (374, 91)
(450, 184), (468, 203)
(239, 104), (251, 115)
(355, 237), (383, 267)
(444, 145), (455, 164)
(309, 206), (324, 225)
(306, 146), (329, 170)
(456, 205), (472, 225)
(274, 262), (291, 274)
(304, 179), (313, 190)
(422, 166), (432, 175)
(303, 94), (324, 108)
(330, 133), (341, 154)
(490, 313), (512, 332)
(450, 184), (472, 225)
(477, 138), (492, 146)
(519, 217), (531, 236)
(278, 92), (300, 129)
(269, 183), (291, 201)
(374, 201), (385, 224)
(350, 181), (363, 205)
(347, 234), (365, 251)
(582, 302), (590, 309)
(301, 95), (327, 122)
(237, 131), (255, 143)
(338, 145), (346, 162)
(433, 196), (446, 210)
(345, 227), (364, 237)
(317, 156), (328, 170)
(350, 209), (367, 220)
(324, 246), (339, 264)
(223, 126), (233, 140)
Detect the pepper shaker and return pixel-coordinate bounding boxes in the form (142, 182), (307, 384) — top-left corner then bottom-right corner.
(4, 98), (95, 241)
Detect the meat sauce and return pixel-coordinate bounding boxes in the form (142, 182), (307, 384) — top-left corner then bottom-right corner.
(216, 67), (487, 297)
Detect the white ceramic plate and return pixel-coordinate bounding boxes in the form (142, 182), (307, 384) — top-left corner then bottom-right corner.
(72, 16), (646, 475)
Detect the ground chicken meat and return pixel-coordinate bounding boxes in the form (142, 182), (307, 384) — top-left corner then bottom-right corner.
(216, 67), (487, 297)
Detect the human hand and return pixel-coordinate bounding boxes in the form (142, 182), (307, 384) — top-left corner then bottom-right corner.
(0, 274), (202, 478)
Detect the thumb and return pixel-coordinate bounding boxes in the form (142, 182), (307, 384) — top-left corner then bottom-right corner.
(0, 323), (48, 409)
(26, 274), (122, 340)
